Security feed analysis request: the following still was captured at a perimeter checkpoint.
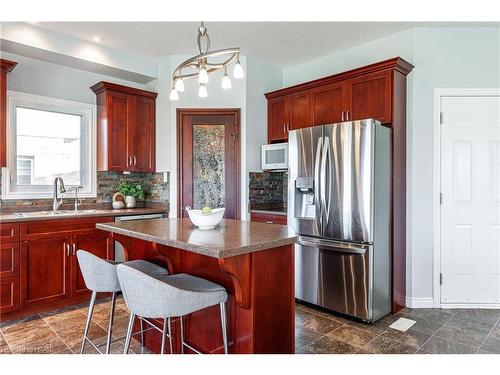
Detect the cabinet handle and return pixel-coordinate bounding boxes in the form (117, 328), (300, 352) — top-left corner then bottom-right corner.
(346, 110), (350, 121)
(341, 111), (345, 122)
(287, 123), (290, 132)
(72, 243), (76, 255)
(133, 156), (137, 166)
(283, 123), (286, 134)
(66, 243), (71, 257)
(128, 156), (132, 166)
(265, 221), (274, 224)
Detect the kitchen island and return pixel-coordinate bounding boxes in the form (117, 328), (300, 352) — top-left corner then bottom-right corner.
(96, 218), (297, 354)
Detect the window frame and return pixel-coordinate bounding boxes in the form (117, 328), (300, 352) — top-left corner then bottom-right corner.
(2, 91), (97, 200)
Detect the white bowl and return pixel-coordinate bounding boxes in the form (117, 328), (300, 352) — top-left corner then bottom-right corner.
(186, 207), (225, 230)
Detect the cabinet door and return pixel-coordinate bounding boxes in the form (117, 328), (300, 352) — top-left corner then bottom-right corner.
(71, 232), (111, 297)
(21, 237), (70, 308)
(1, 241), (20, 278)
(287, 90), (310, 131)
(268, 96), (287, 142)
(1, 277), (20, 314)
(108, 90), (132, 171)
(132, 96), (156, 172)
(346, 70), (392, 124)
(310, 82), (346, 125)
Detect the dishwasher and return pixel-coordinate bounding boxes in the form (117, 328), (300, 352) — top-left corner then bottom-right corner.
(114, 213), (164, 262)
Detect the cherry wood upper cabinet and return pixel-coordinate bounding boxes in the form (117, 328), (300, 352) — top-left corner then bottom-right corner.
(267, 89), (311, 142)
(268, 96), (287, 142)
(310, 81), (346, 125)
(133, 95), (156, 172)
(107, 90), (131, 171)
(91, 81), (158, 172)
(0, 59), (17, 168)
(346, 70), (392, 124)
(288, 90), (310, 131)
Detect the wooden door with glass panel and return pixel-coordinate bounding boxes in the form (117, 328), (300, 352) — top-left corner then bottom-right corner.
(177, 109), (240, 220)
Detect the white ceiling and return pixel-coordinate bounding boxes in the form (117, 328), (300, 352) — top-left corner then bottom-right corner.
(33, 22), (422, 67)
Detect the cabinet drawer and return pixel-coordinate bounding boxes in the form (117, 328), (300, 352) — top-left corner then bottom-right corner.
(250, 213), (287, 225)
(21, 217), (114, 240)
(1, 276), (20, 314)
(0, 223), (20, 243)
(0, 242), (20, 277)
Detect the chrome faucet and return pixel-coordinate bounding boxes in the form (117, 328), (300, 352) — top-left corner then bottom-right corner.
(53, 177), (66, 211)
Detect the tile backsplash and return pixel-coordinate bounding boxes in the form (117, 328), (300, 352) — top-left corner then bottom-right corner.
(0, 169), (169, 209)
(248, 171), (288, 212)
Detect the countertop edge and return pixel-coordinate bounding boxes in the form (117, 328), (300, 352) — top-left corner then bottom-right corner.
(0, 208), (168, 223)
(96, 222), (297, 259)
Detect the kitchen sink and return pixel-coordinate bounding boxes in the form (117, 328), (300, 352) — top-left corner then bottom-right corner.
(13, 209), (100, 217)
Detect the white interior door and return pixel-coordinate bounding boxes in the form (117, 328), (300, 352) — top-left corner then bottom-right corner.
(441, 94), (500, 304)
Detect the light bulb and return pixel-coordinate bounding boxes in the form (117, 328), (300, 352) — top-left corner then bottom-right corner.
(198, 66), (209, 83)
(174, 78), (184, 92)
(221, 71), (232, 89)
(233, 60), (244, 79)
(169, 88), (179, 101)
(198, 84), (208, 98)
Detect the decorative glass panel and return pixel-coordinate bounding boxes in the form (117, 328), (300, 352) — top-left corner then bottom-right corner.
(192, 124), (225, 209)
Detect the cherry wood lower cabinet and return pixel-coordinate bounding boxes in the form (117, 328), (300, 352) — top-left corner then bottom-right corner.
(0, 277), (20, 314)
(0, 217), (113, 320)
(250, 212), (287, 225)
(72, 231), (112, 297)
(21, 236), (71, 308)
(0, 223), (20, 314)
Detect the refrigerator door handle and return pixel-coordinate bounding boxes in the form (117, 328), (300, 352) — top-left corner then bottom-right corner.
(298, 237), (368, 255)
(314, 136), (323, 229)
(321, 136), (331, 226)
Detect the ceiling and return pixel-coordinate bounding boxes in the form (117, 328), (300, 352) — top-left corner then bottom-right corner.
(33, 22), (423, 67)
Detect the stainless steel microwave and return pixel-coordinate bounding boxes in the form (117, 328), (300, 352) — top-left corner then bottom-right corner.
(261, 143), (288, 170)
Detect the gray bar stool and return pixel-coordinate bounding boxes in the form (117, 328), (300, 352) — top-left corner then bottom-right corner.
(76, 250), (168, 354)
(116, 262), (229, 354)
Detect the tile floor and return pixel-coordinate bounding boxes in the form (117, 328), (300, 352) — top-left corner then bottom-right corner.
(295, 302), (500, 354)
(1, 296), (499, 354)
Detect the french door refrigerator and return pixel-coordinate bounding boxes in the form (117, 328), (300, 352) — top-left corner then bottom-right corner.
(288, 119), (391, 322)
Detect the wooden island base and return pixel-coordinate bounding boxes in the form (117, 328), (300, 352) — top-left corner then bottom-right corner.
(113, 233), (295, 354)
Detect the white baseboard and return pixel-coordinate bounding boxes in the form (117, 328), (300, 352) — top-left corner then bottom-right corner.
(405, 297), (434, 308)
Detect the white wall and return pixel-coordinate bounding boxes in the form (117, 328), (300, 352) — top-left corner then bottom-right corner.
(283, 26), (500, 306)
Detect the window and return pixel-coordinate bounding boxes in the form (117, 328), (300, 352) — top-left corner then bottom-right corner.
(2, 91), (96, 199)
(16, 156), (34, 185)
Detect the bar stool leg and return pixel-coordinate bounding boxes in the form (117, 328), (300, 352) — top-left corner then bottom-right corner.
(167, 317), (173, 354)
(160, 318), (168, 354)
(105, 292), (117, 354)
(80, 291), (97, 354)
(140, 318), (145, 350)
(124, 313), (136, 354)
(220, 302), (229, 354)
(179, 316), (184, 354)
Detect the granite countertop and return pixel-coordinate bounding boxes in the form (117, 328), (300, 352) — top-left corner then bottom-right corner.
(0, 207), (168, 223)
(96, 218), (297, 259)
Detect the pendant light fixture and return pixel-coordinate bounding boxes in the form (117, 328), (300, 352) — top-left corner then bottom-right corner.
(221, 67), (232, 89)
(170, 22), (243, 100)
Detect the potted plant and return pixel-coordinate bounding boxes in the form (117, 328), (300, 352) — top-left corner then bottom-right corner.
(116, 182), (144, 208)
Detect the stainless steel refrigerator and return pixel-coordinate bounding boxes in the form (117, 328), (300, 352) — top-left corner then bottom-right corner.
(288, 119), (391, 322)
